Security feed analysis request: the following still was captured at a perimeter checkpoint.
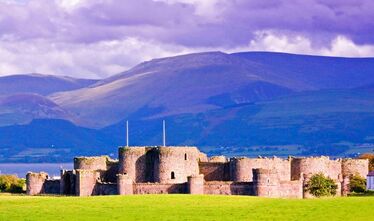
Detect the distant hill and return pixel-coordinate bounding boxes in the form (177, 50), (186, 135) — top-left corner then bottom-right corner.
(1, 52), (374, 162)
(0, 74), (98, 96)
(50, 52), (374, 128)
(0, 93), (78, 126)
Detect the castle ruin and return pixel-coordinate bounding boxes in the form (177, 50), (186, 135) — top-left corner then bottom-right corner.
(26, 146), (369, 198)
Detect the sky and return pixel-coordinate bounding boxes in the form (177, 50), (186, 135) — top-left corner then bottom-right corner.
(0, 0), (373, 78)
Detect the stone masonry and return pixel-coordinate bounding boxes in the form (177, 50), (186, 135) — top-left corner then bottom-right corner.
(26, 146), (369, 198)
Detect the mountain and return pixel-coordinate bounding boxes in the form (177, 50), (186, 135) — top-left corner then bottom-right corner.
(2, 89), (374, 162)
(0, 93), (78, 126)
(50, 52), (374, 128)
(1, 51), (374, 162)
(0, 73), (98, 96)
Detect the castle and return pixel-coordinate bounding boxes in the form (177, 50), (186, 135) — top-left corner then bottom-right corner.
(26, 146), (369, 198)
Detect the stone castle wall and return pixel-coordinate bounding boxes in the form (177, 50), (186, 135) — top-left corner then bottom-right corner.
(75, 169), (101, 196)
(26, 172), (60, 195)
(291, 156), (341, 180)
(230, 157), (291, 182)
(342, 158), (369, 178)
(203, 182), (253, 195)
(134, 183), (187, 194)
(43, 180), (60, 194)
(208, 156), (227, 163)
(199, 162), (230, 181)
(279, 180), (303, 199)
(26, 146), (370, 198)
(60, 170), (76, 195)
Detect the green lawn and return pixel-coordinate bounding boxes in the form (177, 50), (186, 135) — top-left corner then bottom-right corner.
(0, 194), (373, 221)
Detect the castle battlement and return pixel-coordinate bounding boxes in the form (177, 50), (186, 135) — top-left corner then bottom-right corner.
(26, 146), (369, 198)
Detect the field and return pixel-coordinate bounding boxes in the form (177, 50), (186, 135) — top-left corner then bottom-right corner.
(0, 195), (374, 221)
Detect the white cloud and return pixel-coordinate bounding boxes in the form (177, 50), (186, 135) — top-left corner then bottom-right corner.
(244, 31), (374, 58)
(1, 29), (373, 79)
(0, 37), (193, 78)
(57, 0), (86, 11)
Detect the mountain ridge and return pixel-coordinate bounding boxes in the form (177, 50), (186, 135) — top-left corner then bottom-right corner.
(1, 51), (374, 162)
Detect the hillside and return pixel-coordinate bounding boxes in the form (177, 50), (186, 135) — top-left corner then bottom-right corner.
(0, 93), (78, 126)
(50, 52), (374, 128)
(1, 52), (374, 162)
(0, 74), (98, 96)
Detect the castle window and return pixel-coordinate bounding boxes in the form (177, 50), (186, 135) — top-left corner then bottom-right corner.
(184, 153), (187, 160)
(171, 171), (175, 179)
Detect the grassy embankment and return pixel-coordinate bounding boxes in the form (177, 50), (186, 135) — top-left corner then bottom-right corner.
(0, 194), (373, 221)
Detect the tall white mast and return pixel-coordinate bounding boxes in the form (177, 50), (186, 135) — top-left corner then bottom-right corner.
(126, 120), (129, 147)
(163, 120), (166, 147)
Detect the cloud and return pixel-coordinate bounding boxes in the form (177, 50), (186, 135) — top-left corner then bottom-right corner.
(245, 31), (374, 57)
(0, 37), (194, 78)
(0, 0), (373, 78)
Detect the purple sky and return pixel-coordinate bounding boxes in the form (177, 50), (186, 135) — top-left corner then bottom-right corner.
(0, 0), (373, 78)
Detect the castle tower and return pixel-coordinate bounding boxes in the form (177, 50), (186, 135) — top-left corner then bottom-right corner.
(154, 147), (200, 184)
(118, 147), (148, 183)
(188, 174), (204, 194)
(26, 172), (48, 195)
(252, 168), (280, 198)
(75, 170), (100, 196)
(117, 174), (133, 195)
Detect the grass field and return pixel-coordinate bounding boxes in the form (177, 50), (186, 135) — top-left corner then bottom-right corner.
(0, 194), (373, 221)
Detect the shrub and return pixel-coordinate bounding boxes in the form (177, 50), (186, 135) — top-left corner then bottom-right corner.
(350, 174), (366, 193)
(0, 175), (26, 193)
(305, 173), (338, 197)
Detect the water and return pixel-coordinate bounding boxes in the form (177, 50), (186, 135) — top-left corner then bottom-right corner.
(0, 163), (72, 178)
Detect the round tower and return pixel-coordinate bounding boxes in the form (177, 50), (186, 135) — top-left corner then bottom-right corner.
(26, 172), (48, 195)
(230, 158), (252, 182)
(188, 174), (204, 194)
(74, 156), (107, 171)
(118, 147), (147, 183)
(155, 147), (200, 184)
(117, 174), (133, 195)
(252, 168), (279, 197)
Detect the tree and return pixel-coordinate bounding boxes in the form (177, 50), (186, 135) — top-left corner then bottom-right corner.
(0, 175), (26, 193)
(350, 174), (366, 193)
(305, 173), (338, 197)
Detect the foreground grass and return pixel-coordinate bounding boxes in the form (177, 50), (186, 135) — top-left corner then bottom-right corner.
(0, 194), (373, 221)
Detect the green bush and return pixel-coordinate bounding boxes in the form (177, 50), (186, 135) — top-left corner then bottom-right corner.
(306, 173), (338, 197)
(350, 174), (366, 193)
(0, 175), (26, 193)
